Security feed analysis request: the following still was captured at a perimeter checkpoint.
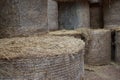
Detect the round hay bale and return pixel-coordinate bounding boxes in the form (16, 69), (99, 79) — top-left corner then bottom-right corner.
(0, 0), (48, 38)
(0, 36), (85, 80)
(115, 30), (120, 64)
(85, 29), (111, 65)
(103, 0), (120, 29)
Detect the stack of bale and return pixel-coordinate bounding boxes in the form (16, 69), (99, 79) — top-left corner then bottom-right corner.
(75, 0), (112, 66)
(103, 0), (120, 64)
(86, 0), (120, 65)
(49, 29), (112, 66)
(79, 0), (120, 66)
(84, 29), (111, 65)
(0, 0), (119, 80)
(0, 0), (87, 79)
(0, 35), (85, 80)
(0, 0), (49, 38)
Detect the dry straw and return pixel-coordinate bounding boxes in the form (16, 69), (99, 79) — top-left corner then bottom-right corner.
(0, 35), (85, 59)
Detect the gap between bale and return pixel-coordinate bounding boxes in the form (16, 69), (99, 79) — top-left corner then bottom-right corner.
(111, 30), (116, 61)
(115, 29), (120, 64)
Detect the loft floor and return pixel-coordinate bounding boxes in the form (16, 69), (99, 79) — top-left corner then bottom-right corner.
(85, 63), (120, 80)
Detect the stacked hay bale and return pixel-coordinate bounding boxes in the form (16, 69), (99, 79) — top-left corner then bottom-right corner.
(0, 35), (85, 80)
(103, 0), (120, 29)
(101, 0), (120, 64)
(85, 29), (111, 65)
(103, 0), (120, 63)
(0, 0), (48, 38)
(102, 0), (120, 63)
(49, 29), (112, 66)
(57, 0), (90, 29)
(74, 29), (111, 65)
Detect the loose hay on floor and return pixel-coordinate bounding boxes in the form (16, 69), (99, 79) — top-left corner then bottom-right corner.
(85, 63), (120, 80)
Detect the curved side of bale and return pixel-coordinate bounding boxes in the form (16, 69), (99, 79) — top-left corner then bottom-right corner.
(0, 50), (85, 80)
(115, 30), (120, 64)
(85, 29), (111, 65)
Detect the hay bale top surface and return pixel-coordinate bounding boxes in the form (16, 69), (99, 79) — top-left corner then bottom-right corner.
(91, 29), (110, 32)
(49, 30), (80, 36)
(0, 35), (85, 59)
(92, 29), (110, 33)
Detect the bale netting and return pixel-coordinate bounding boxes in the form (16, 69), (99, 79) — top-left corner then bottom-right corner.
(115, 30), (120, 64)
(0, 35), (85, 80)
(85, 29), (111, 66)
